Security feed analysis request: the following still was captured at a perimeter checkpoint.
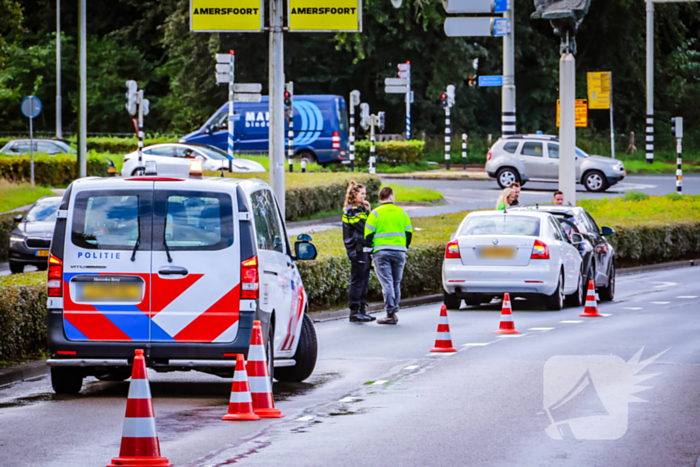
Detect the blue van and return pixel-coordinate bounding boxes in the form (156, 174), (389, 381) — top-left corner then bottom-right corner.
(180, 95), (349, 166)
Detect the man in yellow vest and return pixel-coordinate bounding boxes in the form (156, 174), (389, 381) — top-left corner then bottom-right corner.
(364, 187), (413, 325)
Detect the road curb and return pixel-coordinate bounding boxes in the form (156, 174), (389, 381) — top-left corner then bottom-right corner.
(618, 258), (698, 276)
(0, 360), (49, 387)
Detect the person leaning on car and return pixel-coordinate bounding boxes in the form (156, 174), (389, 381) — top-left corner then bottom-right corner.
(342, 181), (375, 323)
(364, 187), (413, 325)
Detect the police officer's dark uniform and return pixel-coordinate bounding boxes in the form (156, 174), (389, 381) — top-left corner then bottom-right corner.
(343, 203), (375, 322)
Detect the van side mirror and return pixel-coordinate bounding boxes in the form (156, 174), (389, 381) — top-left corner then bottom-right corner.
(294, 241), (318, 261)
(297, 234), (312, 242)
(601, 226), (615, 236)
(13, 214), (23, 223)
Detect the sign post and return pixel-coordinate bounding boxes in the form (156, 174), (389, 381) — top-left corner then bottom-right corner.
(349, 90), (361, 171)
(385, 63), (411, 140)
(216, 51), (235, 171)
(21, 96), (42, 187)
(672, 117), (683, 195)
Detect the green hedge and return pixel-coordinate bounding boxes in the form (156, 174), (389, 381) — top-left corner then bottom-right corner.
(0, 136), (180, 154)
(0, 282), (47, 361)
(284, 174), (381, 221)
(0, 155), (111, 186)
(0, 211), (27, 262)
(354, 140), (424, 167)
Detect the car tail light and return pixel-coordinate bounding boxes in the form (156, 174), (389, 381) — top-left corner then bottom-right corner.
(332, 131), (340, 150)
(531, 239), (549, 260)
(48, 254), (63, 297)
(487, 150), (493, 161)
(445, 239), (461, 259)
(241, 256), (259, 299)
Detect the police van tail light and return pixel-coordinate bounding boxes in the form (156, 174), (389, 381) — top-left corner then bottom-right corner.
(48, 254), (63, 297)
(332, 132), (340, 150)
(445, 239), (461, 259)
(531, 239), (549, 260)
(241, 256), (259, 299)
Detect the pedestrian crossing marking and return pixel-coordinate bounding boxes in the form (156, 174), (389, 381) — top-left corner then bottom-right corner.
(559, 320), (583, 324)
(677, 296), (697, 299)
(651, 301), (671, 305)
(624, 307), (643, 310)
(462, 343), (491, 346)
(528, 327), (555, 331)
(403, 365), (419, 370)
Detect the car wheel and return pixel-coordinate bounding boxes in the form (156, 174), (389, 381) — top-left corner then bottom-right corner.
(565, 267), (585, 307)
(9, 262), (24, 274)
(131, 168), (145, 176)
(545, 272), (564, 311)
(599, 262), (616, 301)
(583, 170), (608, 192)
(464, 294), (482, 307)
(295, 150), (316, 166)
(51, 367), (83, 395)
(37, 263), (48, 271)
(274, 314), (317, 383)
(497, 168), (520, 189)
(443, 291), (461, 310)
(266, 323), (275, 383)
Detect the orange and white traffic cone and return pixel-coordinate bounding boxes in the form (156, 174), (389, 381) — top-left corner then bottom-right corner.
(430, 305), (457, 352)
(222, 354), (260, 421)
(107, 349), (172, 467)
(494, 293), (520, 334)
(580, 280), (602, 317)
(247, 321), (284, 418)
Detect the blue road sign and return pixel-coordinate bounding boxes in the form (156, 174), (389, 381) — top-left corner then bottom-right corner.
(493, 18), (509, 37)
(494, 0), (507, 13)
(21, 96), (42, 119)
(479, 75), (504, 87)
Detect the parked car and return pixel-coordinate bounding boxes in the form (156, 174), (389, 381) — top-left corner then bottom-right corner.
(46, 169), (318, 394)
(180, 95), (350, 166)
(485, 134), (626, 192)
(511, 205), (616, 301)
(0, 138), (117, 176)
(122, 143), (265, 177)
(442, 210), (585, 311)
(9, 196), (62, 273)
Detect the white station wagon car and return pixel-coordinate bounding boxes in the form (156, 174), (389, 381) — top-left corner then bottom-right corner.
(442, 210), (584, 311)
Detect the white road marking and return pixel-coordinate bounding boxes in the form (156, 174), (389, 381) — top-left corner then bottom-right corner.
(296, 416), (314, 422)
(403, 365), (419, 370)
(600, 313), (612, 317)
(497, 334), (525, 338)
(560, 320), (583, 324)
(425, 352), (455, 357)
(677, 296), (698, 299)
(651, 301), (671, 305)
(624, 307), (643, 310)
(652, 282), (678, 289)
(528, 327), (555, 331)
(462, 343), (491, 346)
(371, 380), (388, 385)
(338, 397), (356, 403)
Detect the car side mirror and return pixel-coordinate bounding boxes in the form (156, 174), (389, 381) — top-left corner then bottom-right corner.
(13, 214), (23, 223)
(570, 233), (584, 245)
(297, 233), (312, 242)
(601, 226), (615, 236)
(294, 241), (318, 261)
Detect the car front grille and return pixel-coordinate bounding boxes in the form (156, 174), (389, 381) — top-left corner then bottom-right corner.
(26, 238), (51, 249)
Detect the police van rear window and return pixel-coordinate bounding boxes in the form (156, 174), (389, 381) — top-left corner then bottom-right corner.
(72, 193), (148, 250)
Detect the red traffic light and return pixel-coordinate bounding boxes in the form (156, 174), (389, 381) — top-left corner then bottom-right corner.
(284, 91), (290, 98)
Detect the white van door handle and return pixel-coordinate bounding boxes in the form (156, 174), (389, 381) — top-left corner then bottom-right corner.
(159, 266), (188, 276)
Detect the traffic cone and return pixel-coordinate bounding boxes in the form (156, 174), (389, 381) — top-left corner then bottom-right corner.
(580, 280), (602, 317)
(494, 293), (520, 334)
(107, 349), (172, 467)
(247, 321), (284, 418)
(222, 354), (260, 421)
(430, 305), (457, 352)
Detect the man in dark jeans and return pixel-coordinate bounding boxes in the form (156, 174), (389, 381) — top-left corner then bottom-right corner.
(364, 187), (413, 325)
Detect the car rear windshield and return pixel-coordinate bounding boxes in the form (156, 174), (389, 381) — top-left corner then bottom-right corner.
(460, 216), (541, 237)
(27, 198), (61, 222)
(72, 193), (142, 249)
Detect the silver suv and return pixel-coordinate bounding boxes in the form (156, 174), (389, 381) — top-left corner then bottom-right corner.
(485, 135), (626, 192)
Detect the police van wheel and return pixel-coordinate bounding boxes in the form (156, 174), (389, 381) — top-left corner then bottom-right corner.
(51, 367), (83, 395)
(266, 324), (275, 383)
(274, 314), (317, 383)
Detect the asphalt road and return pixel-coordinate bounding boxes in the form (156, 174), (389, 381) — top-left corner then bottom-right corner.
(1, 267), (698, 466)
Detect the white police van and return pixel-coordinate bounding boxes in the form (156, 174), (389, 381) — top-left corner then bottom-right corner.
(46, 163), (318, 394)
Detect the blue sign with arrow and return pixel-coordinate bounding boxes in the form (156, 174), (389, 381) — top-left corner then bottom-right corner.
(479, 75), (504, 87)
(494, 0), (507, 13)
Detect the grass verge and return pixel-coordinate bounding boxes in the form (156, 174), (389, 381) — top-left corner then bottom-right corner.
(0, 181), (55, 212)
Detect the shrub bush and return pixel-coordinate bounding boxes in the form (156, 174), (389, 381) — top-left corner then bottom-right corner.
(0, 155), (110, 186)
(84, 136), (180, 154)
(354, 140), (424, 167)
(285, 174), (381, 221)
(0, 211), (27, 262)
(0, 282), (47, 360)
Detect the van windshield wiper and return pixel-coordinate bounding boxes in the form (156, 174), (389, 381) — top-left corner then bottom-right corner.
(163, 200), (173, 263)
(131, 212), (141, 262)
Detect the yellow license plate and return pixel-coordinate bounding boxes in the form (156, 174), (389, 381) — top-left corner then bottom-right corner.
(78, 283), (142, 302)
(35, 250), (50, 257)
(108, 167), (116, 173)
(478, 246), (516, 259)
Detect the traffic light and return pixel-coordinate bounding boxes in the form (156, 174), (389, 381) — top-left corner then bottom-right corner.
(441, 93), (448, 109)
(141, 98), (150, 117)
(468, 75), (476, 87)
(360, 103), (370, 130)
(446, 85), (456, 107)
(671, 117), (683, 139)
(284, 91), (292, 108)
(125, 80), (138, 116)
(377, 112), (385, 132)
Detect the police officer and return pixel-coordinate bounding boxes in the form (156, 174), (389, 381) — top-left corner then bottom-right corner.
(342, 181), (374, 322)
(364, 187), (413, 325)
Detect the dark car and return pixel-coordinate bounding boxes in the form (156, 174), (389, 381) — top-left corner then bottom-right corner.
(9, 196), (62, 273)
(0, 139), (117, 176)
(512, 205), (616, 301)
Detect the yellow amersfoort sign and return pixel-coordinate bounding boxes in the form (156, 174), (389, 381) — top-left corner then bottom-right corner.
(288, 0), (362, 32)
(190, 0), (263, 32)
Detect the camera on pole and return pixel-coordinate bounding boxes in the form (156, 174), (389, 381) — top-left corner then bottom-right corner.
(671, 117), (683, 139)
(125, 80), (138, 116)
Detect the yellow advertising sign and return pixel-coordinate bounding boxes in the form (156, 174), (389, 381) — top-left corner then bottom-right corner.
(288, 0), (362, 32)
(587, 71), (611, 110)
(557, 99), (588, 128)
(190, 0), (263, 32)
